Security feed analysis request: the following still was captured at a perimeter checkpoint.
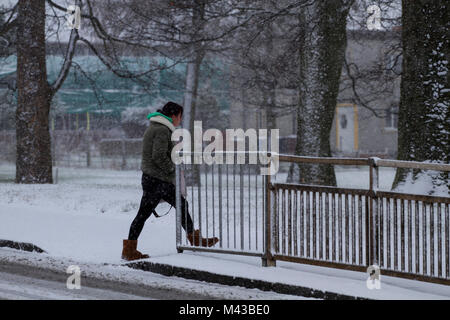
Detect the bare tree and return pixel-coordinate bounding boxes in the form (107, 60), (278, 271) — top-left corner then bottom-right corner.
(10, 0), (246, 183)
(392, 0), (449, 194)
(12, 0), (168, 183)
(227, 0), (300, 131)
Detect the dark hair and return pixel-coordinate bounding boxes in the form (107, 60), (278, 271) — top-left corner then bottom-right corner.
(157, 101), (183, 117)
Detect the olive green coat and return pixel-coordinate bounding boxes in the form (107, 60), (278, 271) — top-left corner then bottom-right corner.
(141, 115), (176, 184)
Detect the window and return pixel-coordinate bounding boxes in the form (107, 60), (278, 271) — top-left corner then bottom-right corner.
(385, 106), (398, 129)
(340, 114), (348, 129)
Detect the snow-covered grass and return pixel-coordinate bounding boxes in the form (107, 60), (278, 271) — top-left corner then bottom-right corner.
(0, 162), (398, 261)
(393, 170), (449, 196)
(0, 163), (169, 263)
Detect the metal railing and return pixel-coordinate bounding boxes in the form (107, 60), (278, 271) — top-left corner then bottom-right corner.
(175, 159), (267, 258)
(270, 183), (371, 269)
(176, 152), (450, 285)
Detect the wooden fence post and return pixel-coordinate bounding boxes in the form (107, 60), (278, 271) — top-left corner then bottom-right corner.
(369, 157), (380, 267)
(262, 154), (276, 267)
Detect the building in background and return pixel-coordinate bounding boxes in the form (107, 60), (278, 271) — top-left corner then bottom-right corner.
(229, 29), (401, 159)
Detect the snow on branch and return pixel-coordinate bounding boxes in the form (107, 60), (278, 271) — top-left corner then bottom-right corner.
(50, 28), (79, 95)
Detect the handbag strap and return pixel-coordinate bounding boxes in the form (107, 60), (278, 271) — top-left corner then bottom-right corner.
(152, 206), (173, 218)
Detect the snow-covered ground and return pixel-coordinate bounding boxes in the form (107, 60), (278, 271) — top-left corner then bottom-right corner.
(0, 163), (397, 264)
(0, 164), (172, 263)
(0, 163), (449, 299)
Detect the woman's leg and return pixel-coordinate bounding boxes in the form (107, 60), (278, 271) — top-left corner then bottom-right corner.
(160, 182), (194, 235)
(128, 175), (162, 240)
(161, 179), (219, 247)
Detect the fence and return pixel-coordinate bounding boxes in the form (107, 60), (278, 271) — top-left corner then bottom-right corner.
(1, 131), (297, 171)
(175, 158), (267, 258)
(176, 153), (450, 285)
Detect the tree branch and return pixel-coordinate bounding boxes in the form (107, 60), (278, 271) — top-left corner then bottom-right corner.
(343, 56), (383, 117)
(49, 0), (80, 95)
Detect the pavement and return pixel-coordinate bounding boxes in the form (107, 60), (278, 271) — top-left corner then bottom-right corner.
(130, 249), (450, 300)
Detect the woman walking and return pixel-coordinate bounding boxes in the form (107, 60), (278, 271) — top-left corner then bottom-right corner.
(122, 101), (219, 261)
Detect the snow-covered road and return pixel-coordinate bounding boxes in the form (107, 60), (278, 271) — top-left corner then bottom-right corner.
(0, 265), (150, 300)
(1, 259), (255, 300)
(0, 249), (309, 300)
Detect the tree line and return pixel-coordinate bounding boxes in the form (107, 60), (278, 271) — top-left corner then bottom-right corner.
(0, 0), (447, 194)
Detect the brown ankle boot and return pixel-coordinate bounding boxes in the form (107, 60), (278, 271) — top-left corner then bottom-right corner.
(187, 230), (219, 247)
(121, 239), (149, 261)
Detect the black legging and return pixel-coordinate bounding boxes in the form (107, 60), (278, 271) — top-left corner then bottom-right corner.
(128, 173), (194, 240)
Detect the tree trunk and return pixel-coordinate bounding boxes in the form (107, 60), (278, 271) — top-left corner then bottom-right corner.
(15, 0), (52, 184)
(264, 21), (277, 132)
(183, 54), (204, 184)
(183, 1), (206, 186)
(262, 88), (277, 130)
(182, 0), (206, 132)
(392, 0), (449, 195)
(184, 52), (205, 133)
(288, 1), (353, 186)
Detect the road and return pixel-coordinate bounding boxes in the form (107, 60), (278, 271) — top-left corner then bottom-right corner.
(0, 261), (215, 300)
